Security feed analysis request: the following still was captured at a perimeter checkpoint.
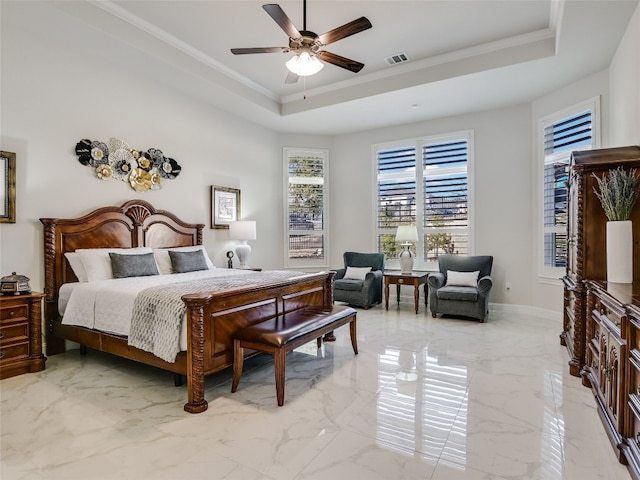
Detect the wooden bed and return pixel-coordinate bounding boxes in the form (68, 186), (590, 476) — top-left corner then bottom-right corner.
(40, 199), (334, 413)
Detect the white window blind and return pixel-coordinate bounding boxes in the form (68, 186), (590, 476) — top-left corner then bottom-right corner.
(376, 133), (472, 269)
(284, 148), (328, 268)
(377, 145), (417, 263)
(542, 109), (593, 269)
(424, 140), (469, 260)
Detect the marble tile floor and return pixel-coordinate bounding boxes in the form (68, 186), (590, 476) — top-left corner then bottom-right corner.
(0, 305), (632, 480)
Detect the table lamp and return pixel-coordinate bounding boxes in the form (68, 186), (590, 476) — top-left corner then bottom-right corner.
(228, 221), (256, 269)
(395, 225), (418, 274)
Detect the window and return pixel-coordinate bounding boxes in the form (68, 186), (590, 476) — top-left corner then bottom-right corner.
(540, 98), (599, 277)
(284, 148), (328, 268)
(375, 132), (473, 270)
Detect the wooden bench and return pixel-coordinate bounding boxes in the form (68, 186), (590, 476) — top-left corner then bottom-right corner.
(231, 305), (358, 406)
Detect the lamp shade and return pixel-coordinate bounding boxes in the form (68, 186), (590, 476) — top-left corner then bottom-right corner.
(395, 225), (418, 243)
(228, 221), (256, 241)
(286, 52), (324, 76)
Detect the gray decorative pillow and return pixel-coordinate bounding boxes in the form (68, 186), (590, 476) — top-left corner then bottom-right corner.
(109, 252), (159, 278)
(169, 249), (209, 273)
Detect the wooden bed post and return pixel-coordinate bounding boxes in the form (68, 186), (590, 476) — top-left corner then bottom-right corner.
(41, 220), (65, 355)
(325, 271), (335, 308)
(182, 296), (209, 414)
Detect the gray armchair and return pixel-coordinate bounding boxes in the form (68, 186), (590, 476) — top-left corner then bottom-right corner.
(334, 252), (384, 309)
(426, 255), (493, 322)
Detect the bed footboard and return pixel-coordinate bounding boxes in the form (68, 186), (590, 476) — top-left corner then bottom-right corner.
(182, 271), (334, 413)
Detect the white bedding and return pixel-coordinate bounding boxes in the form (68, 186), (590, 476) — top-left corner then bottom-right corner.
(60, 269), (254, 352)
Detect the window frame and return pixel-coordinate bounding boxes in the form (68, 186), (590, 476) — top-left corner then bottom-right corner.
(374, 131), (474, 271)
(537, 97), (600, 280)
(283, 147), (329, 269)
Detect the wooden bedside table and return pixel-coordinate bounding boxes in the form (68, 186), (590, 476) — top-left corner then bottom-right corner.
(0, 292), (46, 379)
(384, 272), (429, 314)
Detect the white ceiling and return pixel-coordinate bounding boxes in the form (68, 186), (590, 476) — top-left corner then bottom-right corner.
(50, 0), (638, 135)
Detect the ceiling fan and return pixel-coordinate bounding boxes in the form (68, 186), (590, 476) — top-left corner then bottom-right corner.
(230, 1), (372, 84)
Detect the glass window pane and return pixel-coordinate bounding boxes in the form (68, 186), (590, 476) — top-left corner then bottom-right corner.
(378, 233), (400, 262)
(288, 234), (324, 259)
(544, 232), (567, 268)
(425, 230), (468, 261)
(543, 160), (569, 228)
(285, 148), (327, 266)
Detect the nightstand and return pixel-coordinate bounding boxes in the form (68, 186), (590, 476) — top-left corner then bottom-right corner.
(0, 292), (46, 379)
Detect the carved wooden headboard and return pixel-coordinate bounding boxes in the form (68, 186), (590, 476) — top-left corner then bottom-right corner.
(39, 199), (204, 352)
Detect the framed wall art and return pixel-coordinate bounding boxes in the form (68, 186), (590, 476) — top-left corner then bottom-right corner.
(210, 185), (240, 229)
(1, 151), (16, 223)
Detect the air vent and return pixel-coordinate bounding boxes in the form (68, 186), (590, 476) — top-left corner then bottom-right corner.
(385, 53), (409, 65)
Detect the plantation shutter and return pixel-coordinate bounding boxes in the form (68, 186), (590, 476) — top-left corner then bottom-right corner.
(423, 139), (469, 259)
(376, 146), (417, 261)
(543, 110), (592, 268)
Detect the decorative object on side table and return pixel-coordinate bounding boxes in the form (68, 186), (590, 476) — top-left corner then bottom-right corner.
(229, 220), (256, 269)
(592, 166), (639, 283)
(395, 225), (418, 274)
(0, 151), (16, 223)
(75, 138), (181, 192)
(0, 272), (31, 295)
(226, 250), (234, 269)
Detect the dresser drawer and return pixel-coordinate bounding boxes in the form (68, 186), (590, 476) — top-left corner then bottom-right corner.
(0, 322), (28, 344)
(0, 304), (28, 323)
(592, 292), (624, 333)
(0, 341), (29, 363)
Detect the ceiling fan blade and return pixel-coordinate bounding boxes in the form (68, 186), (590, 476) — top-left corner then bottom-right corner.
(263, 4), (301, 39)
(316, 51), (364, 73)
(231, 47), (287, 55)
(317, 17), (372, 46)
(285, 71), (299, 84)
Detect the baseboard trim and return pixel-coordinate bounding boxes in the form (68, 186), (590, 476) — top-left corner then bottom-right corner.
(489, 302), (561, 321)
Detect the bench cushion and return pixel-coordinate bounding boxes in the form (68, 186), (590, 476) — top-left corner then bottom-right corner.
(234, 305), (356, 348)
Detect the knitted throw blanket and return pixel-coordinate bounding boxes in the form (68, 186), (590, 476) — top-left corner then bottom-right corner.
(128, 271), (306, 362)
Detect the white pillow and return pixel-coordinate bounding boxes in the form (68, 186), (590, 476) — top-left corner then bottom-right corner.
(344, 266), (372, 281)
(76, 247), (153, 282)
(64, 252), (88, 282)
(445, 270), (479, 287)
(153, 245), (215, 275)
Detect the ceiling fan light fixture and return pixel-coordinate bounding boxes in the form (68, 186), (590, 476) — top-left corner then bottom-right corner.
(286, 52), (324, 76)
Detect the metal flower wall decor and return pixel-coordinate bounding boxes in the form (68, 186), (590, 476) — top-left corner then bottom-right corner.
(75, 137), (181, 192)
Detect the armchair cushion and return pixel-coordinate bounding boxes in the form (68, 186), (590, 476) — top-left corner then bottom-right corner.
(335, 279), (366, 292)
(445, 270), (479, 287)
(344, 266), (372, 280)
(437, 286), (479, 302)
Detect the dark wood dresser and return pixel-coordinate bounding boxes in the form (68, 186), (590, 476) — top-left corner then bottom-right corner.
(561, 146), (640, 378)
(583, 281), (640, 479)
(0, 292), (46, 379)
(626, 294), (640, 479)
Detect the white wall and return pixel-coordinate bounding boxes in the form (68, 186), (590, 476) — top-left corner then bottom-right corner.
(330, 105), (533, 306)
(609, 2), (640, 146)
(0, 2), (286, 293)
